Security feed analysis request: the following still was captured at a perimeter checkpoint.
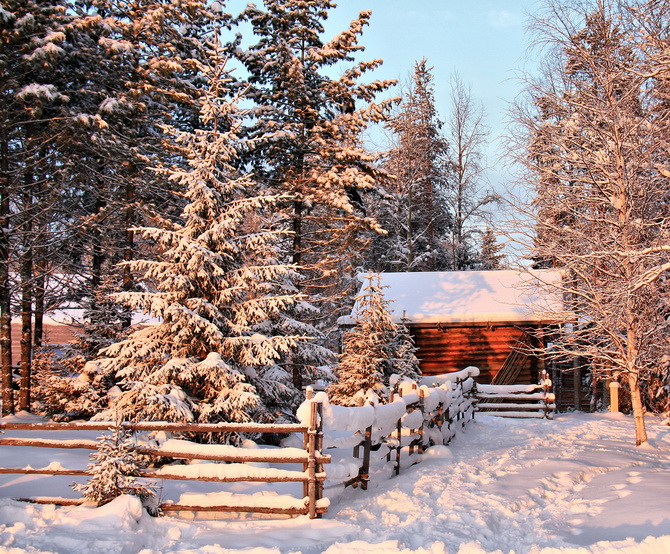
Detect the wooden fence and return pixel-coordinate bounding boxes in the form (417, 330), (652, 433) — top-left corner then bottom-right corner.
(323, 370), (478, 491)
(475, 372), (555, 419)
(0, 370), (482, 517)
(0, 400), (330, 519)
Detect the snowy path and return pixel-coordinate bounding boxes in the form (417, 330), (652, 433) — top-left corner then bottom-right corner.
(325, 413), (670, 553)
(0, 412), (668, 552)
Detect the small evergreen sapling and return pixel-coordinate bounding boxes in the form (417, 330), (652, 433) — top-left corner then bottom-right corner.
(388, 314), (421, 383)
(329, 274), (419, 405)
(73, 422), (157, 514)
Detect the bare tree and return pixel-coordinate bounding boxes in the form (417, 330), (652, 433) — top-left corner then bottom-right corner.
(446, 75), (499, 270)
(511, 0), (670, 445)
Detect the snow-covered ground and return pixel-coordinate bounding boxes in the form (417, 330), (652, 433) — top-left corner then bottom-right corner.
(0, 412), (668, 553)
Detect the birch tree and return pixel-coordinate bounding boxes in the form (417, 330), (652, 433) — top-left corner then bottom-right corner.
(445, 75), (499, 270)
(515, 0), (670, 445)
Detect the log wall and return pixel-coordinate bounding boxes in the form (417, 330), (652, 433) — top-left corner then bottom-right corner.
(411, 324), (540, 384)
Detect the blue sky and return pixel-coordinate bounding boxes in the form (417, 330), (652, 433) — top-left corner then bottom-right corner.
(228, 1), (545, 195)
(324, 1), (543, 189)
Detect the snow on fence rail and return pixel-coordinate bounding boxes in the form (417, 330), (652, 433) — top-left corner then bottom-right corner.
(293, 367), (479, 492)
(475, 371), (555, 419)
(0, 401), (330, 519)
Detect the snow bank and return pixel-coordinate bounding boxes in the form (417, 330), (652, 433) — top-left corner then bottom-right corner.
(1, 413), (669, 552)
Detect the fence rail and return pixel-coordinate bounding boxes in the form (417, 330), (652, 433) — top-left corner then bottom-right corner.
(323, 368), (478, 491)
(0, 401), (330, 519)
(475, 372), (555, 419)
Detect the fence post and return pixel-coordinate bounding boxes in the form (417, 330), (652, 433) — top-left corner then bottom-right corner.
(307, 400), (318, 519)
(418, 387), (425, 454)
(315, 401), (324, 514)
(395, 387), (403, 476)
(470, 380), (478, 421)
(359, 424), (372, 491)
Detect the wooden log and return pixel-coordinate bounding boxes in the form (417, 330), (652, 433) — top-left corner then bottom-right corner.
(475, 392), (551, 400)
(14, 497), (329, 516)
(481, 411), (548, 419)
(0, 437), (97, 450)
(15, 497), (84, 506)
(0, 467), (88, 476)
(0, 421), (306, 434)
(476, 402), (551, 410)
(159, 502), (328, 516)
(135, 446), (330, 465)
(141, 469), (327, 483)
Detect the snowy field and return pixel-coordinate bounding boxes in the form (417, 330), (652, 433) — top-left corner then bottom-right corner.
(0, 412), (668, 553)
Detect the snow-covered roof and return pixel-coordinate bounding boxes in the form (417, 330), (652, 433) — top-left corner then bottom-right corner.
(340, 270), (564, 326)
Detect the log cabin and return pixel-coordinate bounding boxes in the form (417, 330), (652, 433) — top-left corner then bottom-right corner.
(340, 270), (565, 386)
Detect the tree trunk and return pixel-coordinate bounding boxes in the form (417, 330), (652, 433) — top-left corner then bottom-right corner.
(292, 199), (302, 267)
(0, 122), (13, 415)
(18, 182), (34, 412)
(19, 252), (32, 412)
(18, 125), (37, 413)
(627, 371), (648, 446)
(121, 181), (135, 328)
(32, 179), (48, 350)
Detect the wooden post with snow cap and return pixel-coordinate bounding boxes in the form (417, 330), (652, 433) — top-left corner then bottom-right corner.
(307, 399), (318, 519)
(360, 422), (372, 491)
(315, 401), (325, 507)
(609, 380), (621, 413)
(302, 387), (313, 500)
(418, 386), (425, 455)
(395, 387), (403, 476)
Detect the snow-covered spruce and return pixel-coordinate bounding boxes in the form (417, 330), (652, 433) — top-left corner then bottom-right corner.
(328, 274), (420, 406)
(94, 42), (309, 435)
(73, 423), (157, 515)
(235, 0), (396, 332)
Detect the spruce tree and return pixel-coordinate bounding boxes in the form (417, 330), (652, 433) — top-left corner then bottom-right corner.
(478, 226), (506, 270)
(73, 422), (157, 513)
(235, 0), (395, 350)
(328, 274), (398, 405)
(370, 59), (452, 272)
(388, 314), (421, 383)
(95, 40), (308, 432)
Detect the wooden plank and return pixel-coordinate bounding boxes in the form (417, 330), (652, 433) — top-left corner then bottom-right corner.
(476, 402), (548, 410)
(476, 393), (550, 400)
(15, 497), (84, 506)
(136, 446), (331, 465)
(14, 497), (329, 516)
(480, 411), (548, 419)
(0, 467), (88, 476)
(141, 469), (327, 483)
(0, 437), (98, 449)
(159, 502), (329, 515)
(0, 421), (307, 434)
(0, 466), (327, 483)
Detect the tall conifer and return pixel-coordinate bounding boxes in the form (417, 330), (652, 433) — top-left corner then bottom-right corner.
(95, 40), (308, 432)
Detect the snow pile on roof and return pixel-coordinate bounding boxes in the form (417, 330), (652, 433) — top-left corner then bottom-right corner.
(341, 269), (564, 325)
